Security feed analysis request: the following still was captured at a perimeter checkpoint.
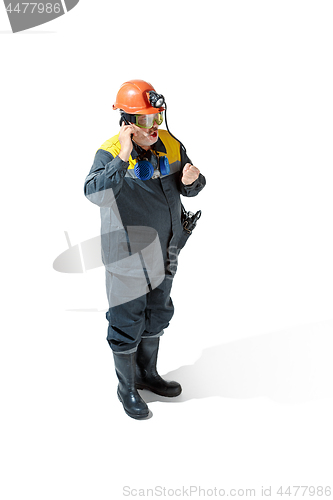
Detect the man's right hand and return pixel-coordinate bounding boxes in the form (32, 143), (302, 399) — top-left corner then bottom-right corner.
(118, 122), (135, 162)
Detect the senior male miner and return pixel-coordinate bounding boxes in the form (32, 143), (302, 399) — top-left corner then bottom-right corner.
(84, 79), (206, 419)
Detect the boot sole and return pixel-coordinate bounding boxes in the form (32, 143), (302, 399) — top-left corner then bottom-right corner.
(136, 383), (182, 398)
(117, 389), (150, 420)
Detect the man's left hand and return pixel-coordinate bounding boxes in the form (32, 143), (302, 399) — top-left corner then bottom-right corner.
(181, 163), (200, 185)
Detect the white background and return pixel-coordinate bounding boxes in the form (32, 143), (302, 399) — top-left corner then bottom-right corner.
(1, 1), (333, 498)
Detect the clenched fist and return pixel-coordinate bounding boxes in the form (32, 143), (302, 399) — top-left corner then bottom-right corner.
(181, 163), (200, 185)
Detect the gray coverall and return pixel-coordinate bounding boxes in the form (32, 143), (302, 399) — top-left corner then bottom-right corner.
(84, 129), (206, 352)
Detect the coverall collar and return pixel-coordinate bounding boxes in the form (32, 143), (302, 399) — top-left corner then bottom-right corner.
(131, 136), (167, 159)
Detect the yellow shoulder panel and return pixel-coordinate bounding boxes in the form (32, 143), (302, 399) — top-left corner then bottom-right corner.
(98, 134), (121, 157)
(158, 129), (181, 163)
(97, 130), (181, 171)
(98, 134), (136, 169)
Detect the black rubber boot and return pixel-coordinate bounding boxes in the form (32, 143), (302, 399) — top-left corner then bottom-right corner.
(136, 337), (182, 397)
(113, 351), (150, 419)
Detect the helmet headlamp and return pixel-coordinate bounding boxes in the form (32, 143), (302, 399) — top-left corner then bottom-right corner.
(148, 91), (165, 109)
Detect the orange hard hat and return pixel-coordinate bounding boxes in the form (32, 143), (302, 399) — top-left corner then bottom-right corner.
(112, 79), (165, 115)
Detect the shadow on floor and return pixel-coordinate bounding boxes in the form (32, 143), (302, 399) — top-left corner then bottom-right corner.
(140, 320), (333, 405)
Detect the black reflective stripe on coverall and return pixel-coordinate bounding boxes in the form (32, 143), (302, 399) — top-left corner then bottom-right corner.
(84, 131), (206, 352)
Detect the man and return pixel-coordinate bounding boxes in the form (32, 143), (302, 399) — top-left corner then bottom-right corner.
(84, 80), (206, 419)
